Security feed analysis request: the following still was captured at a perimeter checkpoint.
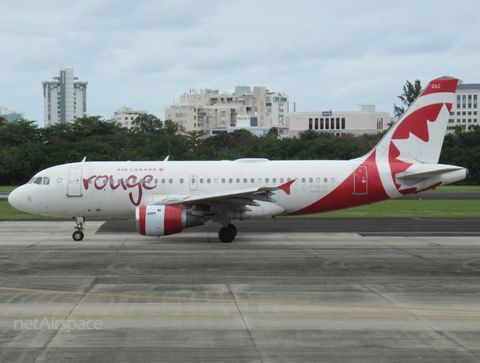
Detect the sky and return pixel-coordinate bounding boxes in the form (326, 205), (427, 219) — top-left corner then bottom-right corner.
(1, 0), (480, 126)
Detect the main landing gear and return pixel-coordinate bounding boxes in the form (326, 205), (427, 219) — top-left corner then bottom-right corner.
(218, 223), (237, 243)
(72, 216), (85, 241)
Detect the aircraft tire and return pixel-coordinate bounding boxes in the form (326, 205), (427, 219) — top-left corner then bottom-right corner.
(72, 231), (84, 241)
(228, 223), (237, 236)
(219, 227), (235, 243)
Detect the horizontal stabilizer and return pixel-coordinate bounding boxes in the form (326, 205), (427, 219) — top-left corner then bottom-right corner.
(397, 166), (464, 181)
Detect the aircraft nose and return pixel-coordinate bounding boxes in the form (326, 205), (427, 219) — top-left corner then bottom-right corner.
(8, 187), (23, 210)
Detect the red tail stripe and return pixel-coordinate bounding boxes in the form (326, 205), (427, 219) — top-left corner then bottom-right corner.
(421, 77), (458, 96)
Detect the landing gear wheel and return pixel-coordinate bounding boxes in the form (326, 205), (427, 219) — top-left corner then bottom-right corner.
(218, 227), (236, 243)
(72, 230), (84, 241)
(228, 223), (237, 236)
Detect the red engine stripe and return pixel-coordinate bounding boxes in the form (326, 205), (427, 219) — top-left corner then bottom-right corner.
(164, 206), (183, 235)
(139, 205), (146, 235)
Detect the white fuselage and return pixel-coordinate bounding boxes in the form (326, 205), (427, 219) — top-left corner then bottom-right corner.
(8, 158), (468, 220)
(9, 159), (363, 217)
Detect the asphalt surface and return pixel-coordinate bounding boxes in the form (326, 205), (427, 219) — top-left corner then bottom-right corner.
(0, 221), (479, 362)
(99, 217), (480, 236)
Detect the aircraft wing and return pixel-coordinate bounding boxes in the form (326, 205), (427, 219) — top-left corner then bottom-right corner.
(149, 179), (295, 207)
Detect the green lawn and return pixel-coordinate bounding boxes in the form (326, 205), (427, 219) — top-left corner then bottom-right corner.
(428, 185), (480, 192)
(0, 201), (71, 220)
(288, 200), (480, 219)
(2, 198), (480, 220)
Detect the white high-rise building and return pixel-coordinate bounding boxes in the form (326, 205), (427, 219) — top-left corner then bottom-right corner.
(42, 68), (87, 126)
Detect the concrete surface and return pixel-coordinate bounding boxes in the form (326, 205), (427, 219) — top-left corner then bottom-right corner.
(0, 221), (479, 362)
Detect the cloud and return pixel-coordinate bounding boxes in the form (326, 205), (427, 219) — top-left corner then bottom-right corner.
(1, 0), (480, 124)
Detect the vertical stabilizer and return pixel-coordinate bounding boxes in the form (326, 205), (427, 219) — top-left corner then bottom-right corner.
(374, 77), (458, 164)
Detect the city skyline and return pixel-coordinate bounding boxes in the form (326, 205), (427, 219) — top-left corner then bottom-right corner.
(1, 0), (480, 124)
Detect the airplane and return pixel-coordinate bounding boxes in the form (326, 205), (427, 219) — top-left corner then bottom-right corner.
(8, 76), (468, 243)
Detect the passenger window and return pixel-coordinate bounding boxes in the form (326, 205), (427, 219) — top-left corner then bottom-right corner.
(309, 178), (313, 183)
(236, 178), (240, 183)
(273, 178), (277, 183)
(280, 178), (284, 183)
(258, 178), (262, 183)
(162, 179), (166, 184)
(243, 178), (247, 183)
(180, 178), (184, 184)
(316, 178), (321, 183)
(200, 178), (204, 184)
(302, 178), (306, 183)
(265, 178), (269, 183)
(250, 178), (255, 183)
(214, 178), (218, 183)
(207, 178), (211, 183)
(229, 178), (233, 183)
(221, 178), (225, 183)
(324, 177), (328, 183)
(169, 179), (173, 184)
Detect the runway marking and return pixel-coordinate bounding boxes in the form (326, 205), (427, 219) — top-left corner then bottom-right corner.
(1, 313), (480, 319)
(1, 286), (480, 315)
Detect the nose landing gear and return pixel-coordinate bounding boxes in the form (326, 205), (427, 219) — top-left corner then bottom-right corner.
(72, 216), (85, 241)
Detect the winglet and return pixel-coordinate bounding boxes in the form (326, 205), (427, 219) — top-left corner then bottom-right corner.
(278, 179), (295, 195)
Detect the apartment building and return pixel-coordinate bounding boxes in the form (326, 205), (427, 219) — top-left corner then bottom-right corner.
(165, 86), (289, 132)
(0, 106), (24, 123)
(42, 68), (87, 126)
(111, 106), (146, 128)
(447, 83), (480, 132)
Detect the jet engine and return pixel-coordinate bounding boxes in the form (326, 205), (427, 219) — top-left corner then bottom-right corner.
(136, 205), (204, 237)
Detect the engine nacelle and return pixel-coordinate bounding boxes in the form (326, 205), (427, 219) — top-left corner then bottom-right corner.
(136, 205), (204, 237)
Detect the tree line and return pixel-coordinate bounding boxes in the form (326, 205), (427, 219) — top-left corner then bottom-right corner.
(0, 114), (479, 185)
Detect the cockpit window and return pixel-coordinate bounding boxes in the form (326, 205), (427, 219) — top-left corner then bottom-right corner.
(27, 176), (50, 185)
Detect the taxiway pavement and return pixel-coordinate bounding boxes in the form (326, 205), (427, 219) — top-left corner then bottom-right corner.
(0, 221), (479, 362)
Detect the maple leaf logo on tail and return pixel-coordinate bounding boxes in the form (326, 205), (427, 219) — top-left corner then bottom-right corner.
(374, 77), (459, 196)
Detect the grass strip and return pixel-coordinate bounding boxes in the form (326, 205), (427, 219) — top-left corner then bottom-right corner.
(1, 199), (480, 220)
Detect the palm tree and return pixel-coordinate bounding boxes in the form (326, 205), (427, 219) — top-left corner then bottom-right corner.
(393, 79), (423, 118)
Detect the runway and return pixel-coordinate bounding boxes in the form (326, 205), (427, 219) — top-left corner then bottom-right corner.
(0, 221), (479, 362)
(99, 217), (480, 236)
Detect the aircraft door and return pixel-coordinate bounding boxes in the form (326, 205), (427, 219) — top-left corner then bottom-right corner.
(353, 166), (368, 195)
(189, 175), (198, 190)
(67, 168), (83, 197)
